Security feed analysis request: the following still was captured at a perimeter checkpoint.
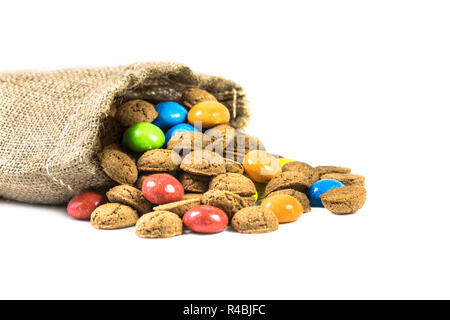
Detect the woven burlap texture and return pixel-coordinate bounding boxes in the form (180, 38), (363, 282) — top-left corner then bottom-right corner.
(0, 62), (249, 204)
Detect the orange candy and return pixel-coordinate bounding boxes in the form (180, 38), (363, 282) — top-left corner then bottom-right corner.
(261, 195), (303, 223)
(187, 101), (230, 129)
(243, 150), (282, 183)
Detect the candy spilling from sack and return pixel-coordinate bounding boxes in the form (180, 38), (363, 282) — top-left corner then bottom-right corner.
(67, 88), (367, 238)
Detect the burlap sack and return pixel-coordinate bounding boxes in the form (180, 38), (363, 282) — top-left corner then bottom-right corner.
(0, 62), (249, 204)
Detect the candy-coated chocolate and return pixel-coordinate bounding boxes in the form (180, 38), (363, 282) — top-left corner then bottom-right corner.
(142, 174), (184, 205)
(278, 158), (295, 167)
(187, 101), (230, 129)
(183, 205), (228, 233)
(307, 179), (344, 207)
(243, 150), (281, 183)
(67, 191), (107, 220)
(123, 122), (165, 152)
(164, 123), (199, 147)
(152, 102), (188, 128)
(261, 194), (303, 223)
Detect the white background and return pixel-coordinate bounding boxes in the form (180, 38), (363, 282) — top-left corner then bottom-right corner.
(0, 0), (449, 300)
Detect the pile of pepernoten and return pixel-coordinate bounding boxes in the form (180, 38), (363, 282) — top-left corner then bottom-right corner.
(66, 88), (367, 238)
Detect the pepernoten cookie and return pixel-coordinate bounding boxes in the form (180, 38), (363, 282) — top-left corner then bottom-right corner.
(320, 185), (367, 215)
(106, 185), (151, 215)
(201, 189), (247, 219)
(209, 173), (256, 197)
(232, 132), (266, 154)
(167, 131), (210, 153)
(153, 199), (201, 217)
(225, 159), (244, 174)
(180, 88), (217, 109)
(266, 189), (311, 213)
(98, 144), (138, 185)
(315, 165), (351, 178)
(179, 172), (211, 193)
(241, 196), (257, 207)
(90, 203), (139, 230)
(137, 149), (181, 172)
(115, 99), (158, 127)
(182, 193), (204, 201)
(204, 124), (236, 151)
(265, 171), (311, 195)
(231, 206), (279, 234)
(282, 161), (319, 185)
(320, 173), (365, 186)
(135, 211), (183, 238)
(180, 150), (226, 176)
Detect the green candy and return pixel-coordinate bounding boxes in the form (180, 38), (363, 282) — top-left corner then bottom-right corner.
(123, 122), (165, 152)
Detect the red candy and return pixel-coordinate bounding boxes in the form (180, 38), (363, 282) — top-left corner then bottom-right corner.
(67, 191), (107, 220)
(142, 173), (184, 204)
(183, 205), (228, 234)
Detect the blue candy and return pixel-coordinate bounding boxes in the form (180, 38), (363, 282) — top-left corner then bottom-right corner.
(164, 123), (199, 147)
(307, 179), (344, 207)
(152, 102), (188, 128)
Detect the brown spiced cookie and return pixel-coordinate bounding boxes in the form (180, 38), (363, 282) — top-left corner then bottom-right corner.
(135, 175), (150, 189)
(153, 199), (201, 217)
(90, 203), (139, 230)
(180, 150), (226, 176)
(98, 144), (138, 185)
(201, 190), (246, 219)
(241, 196), (257, 207)
(225, 159), (244, 174)
(209, 173), (256, 197)
(232, 132), (266, 153)
(115, 99), (158, 127)
(180, 88), (217, 109)
(320, 185), (367, 215)
(137, 149), (181, 172)
(99, 116), (125, 147)
(204, 124), (236, 151)
(223, 150), (247, 164)
(282, 161), (320, 185)
(321, 173), (365, 186)
(265, 171), (311, 195)
(266, 189), (311, 213)
(179, 172), (211, 193)
(231, 206), (278, 234)
(166, 131), (210, 153)
(135, 211), (183, 238)
(316, 165), (351, 178)
(182, 193), (204, 200)
(106, 185), (152, 215)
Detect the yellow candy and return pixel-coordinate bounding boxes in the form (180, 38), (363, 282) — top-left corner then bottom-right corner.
(278, 158), (295, 168)
(187, 101), (230, 129)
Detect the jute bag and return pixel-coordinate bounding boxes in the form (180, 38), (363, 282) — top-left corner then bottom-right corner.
(0, 62), (249, 204)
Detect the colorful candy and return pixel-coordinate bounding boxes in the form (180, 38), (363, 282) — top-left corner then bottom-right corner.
(307, 179), (344, 207)
(141, 173), (184, 205)
(183, 205), (228, 233)
(278, 158), (295, 168)
(123, 122), (165, 152)
(152, 102), (188, 128)
(243, 150), (282, 183)
(67, 191), (107, 220)
(187, 101), (230, 129)
(261, 194), (303, 223)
